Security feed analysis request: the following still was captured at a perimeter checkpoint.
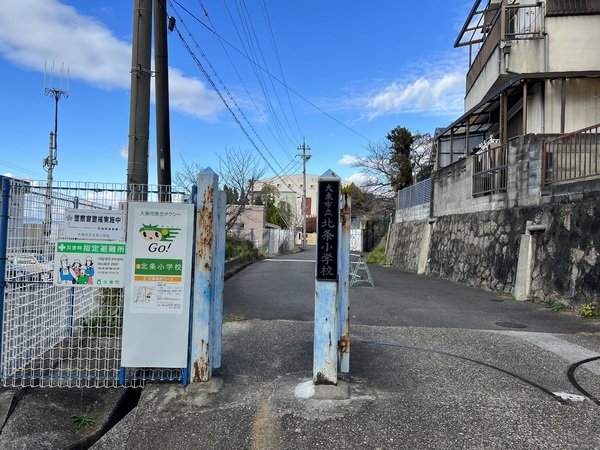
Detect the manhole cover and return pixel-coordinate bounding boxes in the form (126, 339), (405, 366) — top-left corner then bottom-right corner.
(495, 322), (527, 329)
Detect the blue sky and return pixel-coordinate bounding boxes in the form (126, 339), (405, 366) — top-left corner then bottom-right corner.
(0, 0), (472, 187)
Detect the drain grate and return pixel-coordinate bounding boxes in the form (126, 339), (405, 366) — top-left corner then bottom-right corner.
(495, 321), (527, 329)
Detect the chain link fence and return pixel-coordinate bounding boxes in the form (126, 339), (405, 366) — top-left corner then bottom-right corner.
(1, 178), (187, 388)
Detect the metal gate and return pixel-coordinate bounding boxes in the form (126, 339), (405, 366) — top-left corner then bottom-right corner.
(0, 177), (188, 388)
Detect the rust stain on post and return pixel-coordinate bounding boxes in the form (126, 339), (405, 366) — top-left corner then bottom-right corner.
(339, 310), (350, 355)
(192, 340), (210, 382)
(196, 185), (215, 262)
(341, 193), (351, 226)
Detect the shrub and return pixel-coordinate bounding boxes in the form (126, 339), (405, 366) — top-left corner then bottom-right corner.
(225, 235), (261, 262)
(365, 237), (387, 265)
(581, 303), (598, 318)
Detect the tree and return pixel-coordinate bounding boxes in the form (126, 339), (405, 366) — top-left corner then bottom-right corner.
(218, 148), (266, 231)
(223, 185), (239, 204)
(351, 126), (434, 197)
(172, 148), (266, 232)
(172, 159), (203, 194)
(257, 183), (279, 207)
(411, 132), (435, 182)
(255, 183), (295, 229)
(342, 182), (370, 218)
(386, 126), (414, 191)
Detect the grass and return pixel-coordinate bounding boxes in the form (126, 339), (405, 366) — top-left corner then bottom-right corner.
(541, 299), (569, 312)
(365, 238), (387, 265)
(71, 413), (97, 430)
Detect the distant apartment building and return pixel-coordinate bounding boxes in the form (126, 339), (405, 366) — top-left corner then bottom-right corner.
(251, 174), (351, 227)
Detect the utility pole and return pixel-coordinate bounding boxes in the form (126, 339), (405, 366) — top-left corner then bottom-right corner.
(43, 62), (69, 238)
(127, 0), (153, 200)
(154, 0), (172, 202)
(296, 138), (311, 249)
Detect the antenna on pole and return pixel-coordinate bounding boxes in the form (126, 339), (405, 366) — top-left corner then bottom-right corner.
(43, 61), (69, 238)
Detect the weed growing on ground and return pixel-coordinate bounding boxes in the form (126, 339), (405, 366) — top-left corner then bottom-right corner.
(581, 303), (598, 318)
(541, 299), (569, 312)
(71, 413), (97, 430)
(82, 288), (123, 337)
(365, 237), (387, 265)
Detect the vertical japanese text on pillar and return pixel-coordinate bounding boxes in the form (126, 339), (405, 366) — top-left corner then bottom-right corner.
(316, 180), (340, 281)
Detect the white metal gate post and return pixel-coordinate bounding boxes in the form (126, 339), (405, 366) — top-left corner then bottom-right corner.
(314, 170), (346, 385)
(0, 177), (11, 365)
(212, 191), (226, 369)
(338, 193), (351, 372)
(190, 168), (222, 382)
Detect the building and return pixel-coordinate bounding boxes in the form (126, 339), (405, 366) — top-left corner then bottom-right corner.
(389, 0), (600, 306)
(435, 0), (600, 168)
(251, 174), (351, 229)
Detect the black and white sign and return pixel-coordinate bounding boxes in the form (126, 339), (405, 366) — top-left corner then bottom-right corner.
(316, 178), (340, 281)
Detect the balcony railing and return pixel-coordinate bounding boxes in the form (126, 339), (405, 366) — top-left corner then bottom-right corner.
(466, 2), (543, 93)
(504, 3), (544, 40)
(542, 123), (600, 186)
(472, 142), (509, 196)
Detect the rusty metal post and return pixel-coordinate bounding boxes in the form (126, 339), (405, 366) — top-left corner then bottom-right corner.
(190, 168), (219, 382)
(338, 193), (351, 373)
(314, 170), (341, 385)
(212, 190), (226, 369)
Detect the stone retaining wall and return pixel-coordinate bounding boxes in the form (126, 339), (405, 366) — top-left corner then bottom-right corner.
(388, 192), (600, 307)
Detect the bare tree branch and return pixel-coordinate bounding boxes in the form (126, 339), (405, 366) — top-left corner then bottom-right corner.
(172, 157), (203, 194)
(218, 148), (266, 232)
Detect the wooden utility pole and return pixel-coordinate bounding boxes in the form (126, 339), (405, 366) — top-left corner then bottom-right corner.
(127, 0), (153, 200)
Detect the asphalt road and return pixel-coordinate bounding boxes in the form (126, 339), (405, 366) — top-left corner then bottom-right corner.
(224, 246), (599, 334)
(88, 245), (600, 449)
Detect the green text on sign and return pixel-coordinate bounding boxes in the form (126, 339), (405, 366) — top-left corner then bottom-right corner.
(134, 258), (183, 276)
(56, 242), (126, 254)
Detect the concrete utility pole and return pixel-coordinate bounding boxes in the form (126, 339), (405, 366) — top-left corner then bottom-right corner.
(127, 0), (153, 200)
(154, 0), (172, 202)
(296, 138), (311, 248)
(43, 62), (69, 238)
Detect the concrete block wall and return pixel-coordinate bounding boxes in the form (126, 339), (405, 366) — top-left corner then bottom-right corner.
(388, 196), (600, 307)
(395, 203), (429, 222)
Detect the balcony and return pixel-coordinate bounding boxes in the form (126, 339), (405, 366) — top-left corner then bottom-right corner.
(463, 2), (544, 94)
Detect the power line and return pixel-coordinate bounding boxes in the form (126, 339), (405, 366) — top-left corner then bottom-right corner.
(172, 0), (373, 145)
(169, 2), (302, 195)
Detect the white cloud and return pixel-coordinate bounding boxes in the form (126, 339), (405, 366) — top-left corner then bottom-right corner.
(0, 0), (223, 120)
(366, 72), (464, 119)
(119, 146), (128, 159)
(338, 154), (360, 166)
(347, 172), (372, 186)
(3, 172), (13, 178)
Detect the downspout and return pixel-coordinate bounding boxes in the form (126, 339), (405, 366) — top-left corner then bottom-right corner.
(542, 1), (548, 72)
(542, 0), (547, 133)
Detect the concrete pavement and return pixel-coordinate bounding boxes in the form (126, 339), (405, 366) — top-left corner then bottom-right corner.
(2, 250), (600, 449)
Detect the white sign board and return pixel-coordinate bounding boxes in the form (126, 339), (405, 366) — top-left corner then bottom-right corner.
(63, 208), (125, 241)
(121, 202), (194, 368)
(54, 241), (126, 287)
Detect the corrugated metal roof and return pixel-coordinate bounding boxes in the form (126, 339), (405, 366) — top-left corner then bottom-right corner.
(546, 0), (600, 16)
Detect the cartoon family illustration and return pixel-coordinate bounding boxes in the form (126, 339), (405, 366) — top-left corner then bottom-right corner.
(59, 255), (95, 285)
